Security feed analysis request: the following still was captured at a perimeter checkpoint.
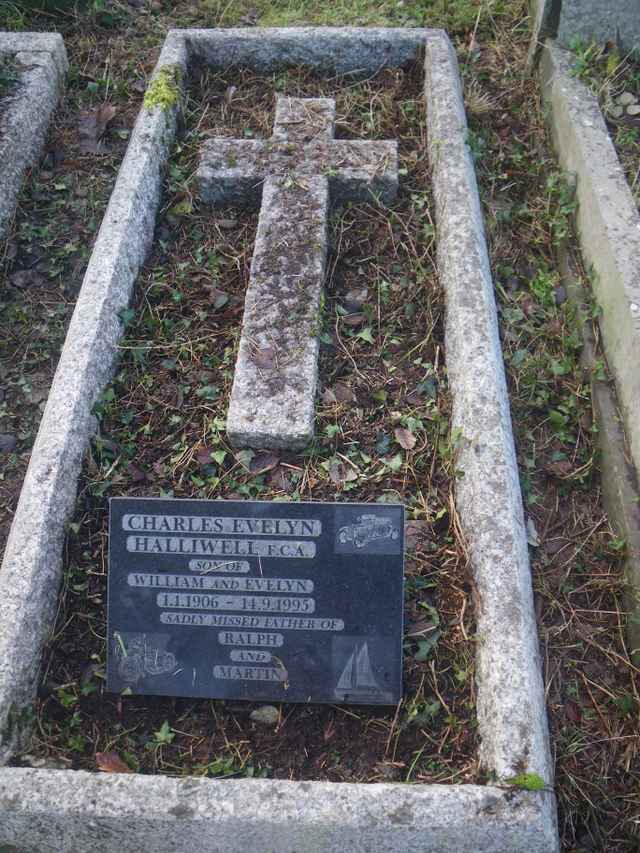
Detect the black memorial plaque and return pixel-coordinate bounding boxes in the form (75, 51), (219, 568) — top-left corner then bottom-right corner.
(107, 498), (404, 705)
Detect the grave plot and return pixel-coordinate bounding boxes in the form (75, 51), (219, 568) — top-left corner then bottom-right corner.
(0, 28), (558, 851)
(29, 62), (476, 781)
(0, 32), (67, 243)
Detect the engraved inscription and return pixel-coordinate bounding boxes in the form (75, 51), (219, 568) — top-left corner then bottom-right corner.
(218, 631), (284, 647)
(157, 592), (315, 613)
(189, 559), (250, 573)
(213, 665), (288, 682)
(127, 536), (316, 558)
(129, 573), (313, 593)
(160, 612), (344, 631)
(108, 497), (404, 704)
(230, 650), (273, 663)
(123, 514), (321, 536)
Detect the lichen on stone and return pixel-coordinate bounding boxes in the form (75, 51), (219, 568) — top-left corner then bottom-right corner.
(143, 65), (181, 112)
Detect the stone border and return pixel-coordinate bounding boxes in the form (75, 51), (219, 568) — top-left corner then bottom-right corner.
(0, 32), (68, 244)
(0, 28), (558, 851)
(0, 771), (552, 853)
(539, 42), (640, 656)
(559, 243), (640, 664)
(539, 43), (640, 480)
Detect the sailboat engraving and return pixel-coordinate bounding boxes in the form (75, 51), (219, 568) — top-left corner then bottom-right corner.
(334, 641), (394, 703)
(336, 642), (378, 691)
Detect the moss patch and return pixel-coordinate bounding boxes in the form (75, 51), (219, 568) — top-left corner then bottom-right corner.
(144, 65), (181, 112)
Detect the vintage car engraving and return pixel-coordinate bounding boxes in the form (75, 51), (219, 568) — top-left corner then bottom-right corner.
(336, 514), (400, 549)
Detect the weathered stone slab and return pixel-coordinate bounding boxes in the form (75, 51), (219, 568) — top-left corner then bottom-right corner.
(529, 0), (640, 58)
(198, 96), (397, 449)
(424, 33), (554, 792)
(0, 32), (68, 244)
(186, 26), (431, 76)
(0, 770), (559, 853)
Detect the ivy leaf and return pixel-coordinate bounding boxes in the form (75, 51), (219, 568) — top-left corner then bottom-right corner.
(375, 432), (391, 454)
(196, 385), (219, 400)
(236, 449), (254, 470)
(385, 453), (404, 472)
(356, 327), (375, 344)
(414, 630), (441, 661)
(169, 198), (192, 216)
(153, 720), (175, 745)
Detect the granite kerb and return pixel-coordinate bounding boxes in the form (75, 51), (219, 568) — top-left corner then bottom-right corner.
(0, 29), (189, 764)
(0, 27), (557, 852)
(0, 32), (68, 244)
(0, 770), (558, 853)
(539, 43), (640, 495)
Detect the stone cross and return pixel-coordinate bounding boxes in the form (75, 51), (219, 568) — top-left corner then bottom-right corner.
(197, 96), (398, 450)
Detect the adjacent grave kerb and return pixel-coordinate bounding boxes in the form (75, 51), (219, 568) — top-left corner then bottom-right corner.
(197, 96), (398, 450)
(528, 0), (640, 65)
(0, 32), (68, 243)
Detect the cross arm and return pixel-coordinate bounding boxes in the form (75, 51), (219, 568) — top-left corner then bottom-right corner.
(197, 138), (269, 207)
(326, 140), (398, 206)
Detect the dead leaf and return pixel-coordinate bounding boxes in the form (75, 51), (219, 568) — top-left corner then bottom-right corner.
(239, 6), (259, 24)
(332, 382), (356, 403)
(323, 718), (336, 742)
(341, 313), (366, 327)
(545, 460), (573, 478)
(196, 446), (214, 465)
(250, 451), (279, 474)
(329, 460), (346, 486)
(96, 752), (133, 774)
(526, 517), (541, 548)
(545, 537), (570, 556)
(210, 287), (229, 309)
(565, 699), (582, 724)
(9, 269), (47, 289)
(267, 465), (292, 492)
(126, 463), (146, 483)
(78, 103), (117, 155)
(252, 346), (275, 369)
(322, 387), (337, 404)
(395, 426), (416, 450)
(405, 520), (430, 550)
